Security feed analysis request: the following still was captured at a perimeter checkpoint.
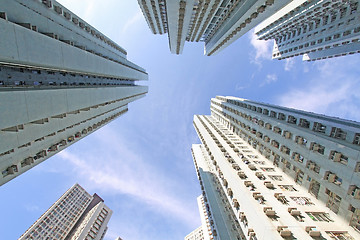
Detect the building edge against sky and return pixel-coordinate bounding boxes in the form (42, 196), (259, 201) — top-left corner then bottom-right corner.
(188, 96), (360, 239)
(137, 0), (294, 55)
(0, 0), (148, 186)
(255, 0), (360, 62)
(19, 183), (112, 240)
(138, 0), (360, 61)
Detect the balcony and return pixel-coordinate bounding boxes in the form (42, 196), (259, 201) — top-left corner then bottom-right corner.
(238, 171), (247, 179)
(305, 226), (321, 237)
(277, 226), (292, 238)
(264, 181), (274, 189)
(263, 207), (276, 217)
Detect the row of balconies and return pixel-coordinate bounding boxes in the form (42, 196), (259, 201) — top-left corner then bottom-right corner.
(39, 0), (125, 55)
(220, 100), (360, 147)
(207, 0), (275, 55)
(215, 107), (358, 174)
(1, 108), (126, 181)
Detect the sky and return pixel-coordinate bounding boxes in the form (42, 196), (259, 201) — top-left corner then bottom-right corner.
(1, 1), (360, 240)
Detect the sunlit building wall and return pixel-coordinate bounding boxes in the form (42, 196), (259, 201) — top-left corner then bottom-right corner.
(256, 0), (360, 61)
(0, 0), (148, 186)
(19, 183), (112, 240)
(190, 96), (360, 239)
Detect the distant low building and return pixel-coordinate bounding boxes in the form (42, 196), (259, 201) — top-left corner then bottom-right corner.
(19, 183), (112, 240)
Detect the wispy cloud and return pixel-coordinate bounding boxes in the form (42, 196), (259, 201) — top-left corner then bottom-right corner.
(249, 30), (272, 66)
(122, 11), (143, 34)
(277, 56), (360, 121)
(260, 74), (278, 87)
(284, 58), (295, 71)
(57, 127), (199, 228)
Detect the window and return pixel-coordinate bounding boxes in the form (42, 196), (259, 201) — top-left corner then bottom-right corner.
(353, 133), (360, 145)
(324, 171), (342, 186)
(306, 161), (320, 174)
(261, 167), (275, 172)
(1, 165), (18, 177)
(310, 142), (325, 154)
(306, 212), (333, 222)
(279, 185), (297, 191)
(292, 152), (304, 163)
(309, 180), (320, 198)
(287, 115), (297, 124)
(329, 151), (348, 165)
(273, 126), (282, 134)
(299, 118), (310, 128)
(278, 113), (286, 120)
(271, 140), (279, 148)
(268, 175), (283, 181)
(270, 111), (277, 118)
(283, 130), (292, 139)
(349, 206), (360, 232)
(326, 231), (354, 240)
(326, 189), (342, 213)
(295, 170), (304, 184)
(291, 196), (314, 205)
(265, 123), (272, 130)
(280, 145), (290, 155)
(355, 162), (360, 172)
(295, 136), (307, 146)
(330, 127), (347, 140)
(313, 122), (326, 133)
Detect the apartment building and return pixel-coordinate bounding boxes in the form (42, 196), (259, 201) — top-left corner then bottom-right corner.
(19, 183), (112, 240)
(138, 0), (293, 55)
(189, 96), (360, 239)
(0, 0), (148, 185)
(256, 0), (360, 61)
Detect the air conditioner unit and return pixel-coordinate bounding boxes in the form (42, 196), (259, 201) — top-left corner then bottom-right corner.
(328, 173), (336, 183)
(285, 132), (291, 139)
(333, 152), (342, 162)
(310, 163), (315, 170)
(297, 137), (304, 144)
(354, 189), (360, 199)
(313, 144), (319, 151)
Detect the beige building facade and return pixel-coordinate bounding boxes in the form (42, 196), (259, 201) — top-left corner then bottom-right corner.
(189, 96), (360, 239)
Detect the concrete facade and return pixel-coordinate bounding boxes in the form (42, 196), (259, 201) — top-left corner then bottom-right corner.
(19, 183), (112, 240)
(189, 96), (360, 239)
(0, 0), (148, 186)
(256, 0), (360, 61)
(138, 0), (292, 55)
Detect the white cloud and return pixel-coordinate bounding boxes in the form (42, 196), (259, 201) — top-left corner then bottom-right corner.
(249, 30), (273, 66)
(260, 74), (278, 87)
(57, 127), (199, 228)
(284, 58), (295, 71)
(277, 56), (360, 121)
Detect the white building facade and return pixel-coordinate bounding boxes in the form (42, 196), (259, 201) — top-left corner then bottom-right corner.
(19, 183), (112, 240)
(138, 0), (293, 55)
(256, 0), (360, 61)
(0, 0), (148, 185)
(189, 96), (360, 239)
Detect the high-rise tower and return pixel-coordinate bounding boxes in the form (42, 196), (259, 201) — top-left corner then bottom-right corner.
(138, 0), (293, 55)
(256, 0), (360, 61)
(0, 0), (148, 185)
(189, 96), (360, 239)
(19, 183), (112, 240)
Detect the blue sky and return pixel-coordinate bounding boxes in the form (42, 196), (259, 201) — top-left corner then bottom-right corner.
(1, 1), (360, 240)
